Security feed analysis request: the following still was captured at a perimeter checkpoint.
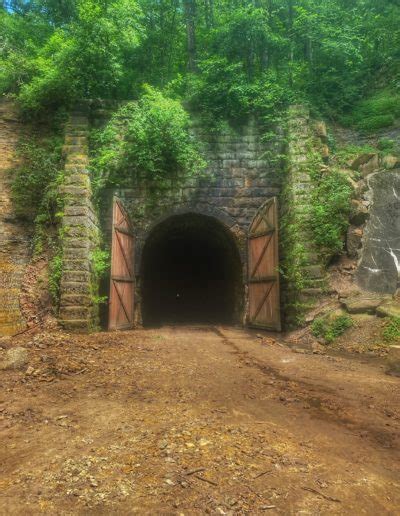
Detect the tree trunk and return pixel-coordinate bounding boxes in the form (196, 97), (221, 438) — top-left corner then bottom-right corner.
(184, 0), (197, 72)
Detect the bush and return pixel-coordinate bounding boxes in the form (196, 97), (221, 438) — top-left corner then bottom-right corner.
(91, 86), (206, 193)
(312, 314), (353, 344)
(383, 317), (400, 343)
(347, 90), (400, 133)
(356, 115), (395, 133)
(309, 168), (353, 259)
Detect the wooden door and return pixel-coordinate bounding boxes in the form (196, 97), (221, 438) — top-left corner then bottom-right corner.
(108, 198), (135, 330)
(248, 197), (281, 331)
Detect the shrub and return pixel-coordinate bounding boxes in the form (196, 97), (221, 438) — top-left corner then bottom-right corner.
(356, 115), (395, 133)
(346, 90), (400, 133)
(312, 314), (353, 343)
(309, 168), (353, 260)
(90, 86), (206, 193)
(383, 317), (400, 343)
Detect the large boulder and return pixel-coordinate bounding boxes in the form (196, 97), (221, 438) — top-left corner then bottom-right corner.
(341, 295), (384, 315)
(0, 347), (28, 371)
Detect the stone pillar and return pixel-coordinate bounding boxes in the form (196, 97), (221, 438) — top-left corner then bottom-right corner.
(58, 109), (100, 331)
(282, 105), (326, 325)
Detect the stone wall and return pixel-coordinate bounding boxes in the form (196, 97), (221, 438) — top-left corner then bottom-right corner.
(58, 108), (100, 331)
(57, 103), (329, 331)
(0, 100), (31, 336)
(109, 119), (284, 267)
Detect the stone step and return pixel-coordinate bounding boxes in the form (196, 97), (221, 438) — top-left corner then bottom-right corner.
(62, 144), (88, 155)
(59, 319), (89, 331)
(302, 265), (325, 279)
(59, 306), (91, 319)
(66, 154), (89, 165)
(65, 136), (87, 145)
(66, 130), (88, 137)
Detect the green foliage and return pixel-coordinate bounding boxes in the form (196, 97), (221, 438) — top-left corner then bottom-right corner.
(345, 90), (400, 133)
(90, 248), (110, 279)
(377, 138), (396, 153)
(11, 137), (63, 219)
(312, 314), (353, 344)
(309, 167), (353, 259)
(333, 143), (376, 168)
(91, 87), (206, 193)
(2, 0), (400, 122)
(383, 317), (400, 343)
(11, 135), (65, 254)
(2, 0), (143, 115)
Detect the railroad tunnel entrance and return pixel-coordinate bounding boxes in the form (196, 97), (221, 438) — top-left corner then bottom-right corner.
(141, 213), (243, 326)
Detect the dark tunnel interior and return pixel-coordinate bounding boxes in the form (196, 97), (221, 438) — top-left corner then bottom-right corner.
(141, 214), (242, 326)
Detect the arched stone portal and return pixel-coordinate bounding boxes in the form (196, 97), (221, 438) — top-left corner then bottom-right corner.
(140, 213), (244, 326)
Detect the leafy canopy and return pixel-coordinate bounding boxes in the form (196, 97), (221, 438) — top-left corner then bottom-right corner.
(1, 0), (400, 122)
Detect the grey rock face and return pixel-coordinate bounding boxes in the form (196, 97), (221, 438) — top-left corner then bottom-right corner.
(356, 170), (400, 294)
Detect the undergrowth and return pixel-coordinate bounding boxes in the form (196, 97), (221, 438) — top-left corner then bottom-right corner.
(312, 314), (353, 344)
(90, 86), (206, 202)
(343, 90), (400, 133)
(383, 317), (400, 343)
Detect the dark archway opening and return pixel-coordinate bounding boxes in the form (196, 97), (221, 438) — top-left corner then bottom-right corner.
(141, 213), (243, 326)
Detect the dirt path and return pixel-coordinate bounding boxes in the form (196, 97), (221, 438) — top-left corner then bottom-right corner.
(1, 325), (400, 515)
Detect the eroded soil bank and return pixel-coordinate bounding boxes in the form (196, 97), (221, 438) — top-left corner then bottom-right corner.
(1, 326), (399, 515)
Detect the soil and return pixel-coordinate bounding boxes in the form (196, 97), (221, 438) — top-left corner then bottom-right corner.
(1, 325), (400, 515)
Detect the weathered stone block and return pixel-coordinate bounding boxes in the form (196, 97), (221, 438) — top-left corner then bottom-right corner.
(61, 281), (91, 295)
(64, 247), (91, 260)
(59, 306), (91, 320)
(62, 270), (91, 283)
(61, 294), (92, 306)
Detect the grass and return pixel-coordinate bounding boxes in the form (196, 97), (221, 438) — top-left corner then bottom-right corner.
(383, 317), (400, 343)
(312, 314), (353, 344)
(344, 90), (400, 133)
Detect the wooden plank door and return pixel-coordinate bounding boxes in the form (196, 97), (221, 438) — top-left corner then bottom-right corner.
(248, 197), (281, 331)
(108, 197), (135, 330)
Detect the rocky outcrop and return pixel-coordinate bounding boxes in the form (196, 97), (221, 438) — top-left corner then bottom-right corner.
(0, 100), (31, 336)
(355, 169), (400, 294)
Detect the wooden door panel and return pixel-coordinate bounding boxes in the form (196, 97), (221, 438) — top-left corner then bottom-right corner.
(109, 198), (135, 331)
(248, 197), (281, 331)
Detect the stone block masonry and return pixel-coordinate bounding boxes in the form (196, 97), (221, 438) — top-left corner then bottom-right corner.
(0, 100), (31, 336)
(113, 118), (284, 257)
(282, 105), (326, 325)
(58, 109), (100, 331)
